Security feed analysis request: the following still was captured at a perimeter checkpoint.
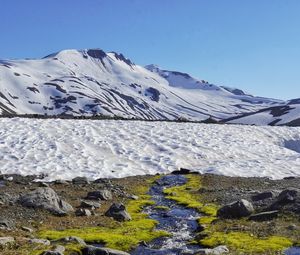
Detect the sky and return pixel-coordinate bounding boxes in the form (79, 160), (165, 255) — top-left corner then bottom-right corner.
(1, 0), (300, 100)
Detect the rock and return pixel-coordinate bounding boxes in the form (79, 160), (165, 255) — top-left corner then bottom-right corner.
(75, 208), (92, 217)
(0, 237), (14, 246)
(0, 218), (14, 230)
(80, 200), (101, 209)
(72, 177), (89, 185)
(195, 245), (229, 255)
(29, 238), (51, 245)
(81, 245), (130, 255)
(129, 195), (139, 200)
(248, 210), (279, 221)
(105, 203), (131, 221)
(171, 168), (198, 175)
(19, 187), (74, 216)
(21, 226), (33, 232)
(39, 182), (50, 187)
(86, 190), (112, 201)
(270, 189), (299, 210)
(251, 191), (274, 201)
(217, 199), (254, 219)
(52, 236), (86, 246)
(54, 180), (69, 185)
(42, 245), (65, 255)
(287, 224), (298, 231)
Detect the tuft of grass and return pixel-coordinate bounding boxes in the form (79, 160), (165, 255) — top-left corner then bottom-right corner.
(154, 205), (169, 211)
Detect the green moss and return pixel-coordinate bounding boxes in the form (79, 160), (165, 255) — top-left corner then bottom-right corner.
(163, 175), (217, 217)
(197, 216), (217, 225)
(154, 206), (169, 211)
(38, 176), (168, 252)
(200, 231), (293, 254)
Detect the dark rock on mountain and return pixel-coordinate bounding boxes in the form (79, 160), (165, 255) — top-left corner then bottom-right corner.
(217, 199), (254, 219)
(105, 203), (131, 221)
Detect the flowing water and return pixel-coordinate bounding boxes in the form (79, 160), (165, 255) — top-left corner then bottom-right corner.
(131, 175), (202, 255)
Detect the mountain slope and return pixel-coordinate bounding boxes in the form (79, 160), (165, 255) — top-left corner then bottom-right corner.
(226, 100), (300, 126)
(0, 48), (284, 121)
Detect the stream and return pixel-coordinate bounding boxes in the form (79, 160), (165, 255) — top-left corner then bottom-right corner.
(131, 175), (202, 255)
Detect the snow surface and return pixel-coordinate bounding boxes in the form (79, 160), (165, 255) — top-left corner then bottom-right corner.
(1, 118), (300, 181)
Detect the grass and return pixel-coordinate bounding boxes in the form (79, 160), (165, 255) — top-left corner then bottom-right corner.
(38, 176), (168, 252)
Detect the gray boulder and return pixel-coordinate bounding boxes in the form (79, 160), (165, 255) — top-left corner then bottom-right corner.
(28, 238), (51, 246)
(75, 208), (92, 217)
(86, 190), (112, 201)
(105, 203), (131, 222)
(81, 245), (130, 255)
(217, 199), (254, 219)
(42, 245), (65, 255)
(19, 187), (74, 216)
(52, 236), (86, 246)
(0, 218), (14, 230)
(270, 189), (299, 210)
(80, 200), (101, 209)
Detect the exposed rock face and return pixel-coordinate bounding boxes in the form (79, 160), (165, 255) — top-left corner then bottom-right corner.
(42, 245), (65, 255)
(105, 203), (131, 222)
(86, 190), (112, 201)
(195, 245), (229, 255)
(80, 200), (101, 209)
(81, 245), (130, 255)
(0, 218), (14, 230)
(217, 199), (254, 219)
(18, 187), (74, 216)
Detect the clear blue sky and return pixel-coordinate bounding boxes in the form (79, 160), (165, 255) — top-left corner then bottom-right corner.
(1, 0), (300, 100)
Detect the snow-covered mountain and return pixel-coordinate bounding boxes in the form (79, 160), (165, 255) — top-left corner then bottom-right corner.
(0, 48), (285, 121)
(226, 99), (300, 126)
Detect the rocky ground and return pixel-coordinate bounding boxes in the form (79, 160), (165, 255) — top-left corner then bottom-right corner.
(0, 172), (299, 255)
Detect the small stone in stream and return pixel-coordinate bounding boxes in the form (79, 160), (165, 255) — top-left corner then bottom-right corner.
(19, 187), (74, 216)
(0, 237), (14, 246)
(42, 245), (65, 255)
(81, 245), (130, 255)
(195, 245), (229, 255)
(21, 226), (33, 232)
(217, 199), (254, 219)
(86, 189), (112, 201)
(72, 176), (89, 185)
(80, 200), (101, 209)
(29, 238), (51, 245)
(105, 203), (131, 221)
(130, 195), (139, 200)
(75, 208), (92, 217)
(251, 191), (274, 201)
(53, 236), (86, 246)
(248, 210), (279, 221)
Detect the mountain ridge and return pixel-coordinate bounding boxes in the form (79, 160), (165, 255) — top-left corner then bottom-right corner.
(0, 48), (297, 125)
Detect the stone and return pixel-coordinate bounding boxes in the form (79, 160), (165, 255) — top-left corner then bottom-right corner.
(54, 180), (69, 185)
(52, 236), (86, 246)
(0, 218), (13, 230)
(29, 238), (51, 245)
(217, 199), (254, 219)
(195, 245), (229, 255)
(81, 245), (130, 255)
(0, 237), (14, 246)
(21, 226), (33, 232)
(86, 190), (112, 201)
(42, 245), (65, 255)
(270, 189), (299, 210)
(251, 191), (274, 201)
(248, 210), (279, 221)
(75, 208), (92, 217)
(39, 182), (50, 187)
(19, 187), (74, 216)
(105, 203), (131, 221)
(72, 177), (89, 185)
(80, 200), (101, 209)
(129, 195), (139, 200)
